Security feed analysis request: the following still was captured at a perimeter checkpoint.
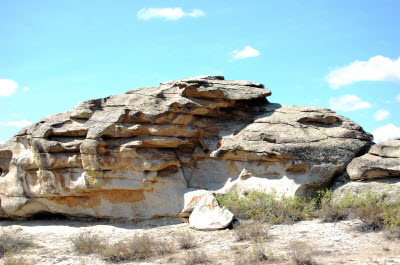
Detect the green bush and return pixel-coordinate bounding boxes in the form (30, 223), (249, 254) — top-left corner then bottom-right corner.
(217, 188), (400, 234)
(216, 190), (316, 224)
(316, 189), (348, 222)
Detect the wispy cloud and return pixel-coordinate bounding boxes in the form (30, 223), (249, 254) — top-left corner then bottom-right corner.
(373, 124), (400, 143)
(23, 86), (30, 92)
(137, 8), (205, 20)
(329, 95), (371, 111)
(396, 94), (400, 102)
(374, 109), (390, 121)
(232, 46), (260, 60)
(6, 120), (32, 127)
(0, 79), (18, 96)
(326, 55), (400, 89)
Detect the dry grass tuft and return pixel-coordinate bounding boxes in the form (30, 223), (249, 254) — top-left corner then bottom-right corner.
(3, 257), (29, 265)
(0, 230), (33, 258)
(70, 230), (104, 254)
(234, 244), (279, 265)
(70, 231), (173, 262)
(289, 241), (318, 265)
(185, 250), (210, 265)
(176, 231), (197, 249)
(100, 234), (154, 262)
(234, 222), (269, 242)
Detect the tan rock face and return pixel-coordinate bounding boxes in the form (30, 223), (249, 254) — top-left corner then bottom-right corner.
(333, 138), (400, 202)
(0, 76), (372, 220)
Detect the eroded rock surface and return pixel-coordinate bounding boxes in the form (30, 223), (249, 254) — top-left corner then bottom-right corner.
(334, 138), (400, 202)
(0, 76), (372, 220)
(347, 138), (400, 180)
(189, 193), (234, 230)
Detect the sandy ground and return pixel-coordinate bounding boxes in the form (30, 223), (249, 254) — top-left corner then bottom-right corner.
(1, 217), (400, 265)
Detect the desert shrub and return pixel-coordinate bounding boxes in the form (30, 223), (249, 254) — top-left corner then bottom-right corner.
(320, 190), (400, 232)
(383, 204), (400, 228)
(289, 242), (318, 265)
(382, 204), (400, 239)
(3, 257), (29, 265)
(71, 231), (172, 262)
(0, 230), (32, 258)
(316, 189), (348, 222)
(185, 250), (210, 265)
(216, 190), (316, 224)
(234, 222), (269, 242)
(248, 244), (269, 263)
(176, 231), (197, 249)
(234, 244), (278, 265)
(155, 240), (175, 255)
(100, 234), (154, 262)
(70, 230), (104, 254)
(339, 192), (386, 231)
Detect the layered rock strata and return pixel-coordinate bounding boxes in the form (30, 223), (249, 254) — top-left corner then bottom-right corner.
(0, 76), (372, 220)
(334, 138), (400, 202)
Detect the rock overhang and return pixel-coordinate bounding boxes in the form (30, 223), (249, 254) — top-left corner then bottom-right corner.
(0, 76), (373, 220)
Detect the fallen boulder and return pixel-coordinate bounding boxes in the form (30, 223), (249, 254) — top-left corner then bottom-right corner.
(189, 193), (234, 230)
(179, 189), (211, 218)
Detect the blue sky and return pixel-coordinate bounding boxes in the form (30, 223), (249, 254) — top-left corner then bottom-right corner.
(1, 0), (400, 144)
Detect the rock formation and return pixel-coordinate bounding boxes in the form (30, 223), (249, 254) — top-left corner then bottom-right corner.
(334, 138), (400, 203)
(0, 76), (372, 220)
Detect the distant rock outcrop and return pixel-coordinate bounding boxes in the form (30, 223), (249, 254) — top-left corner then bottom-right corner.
(334, 138), (400, 202)
(0, 76), (372, 220)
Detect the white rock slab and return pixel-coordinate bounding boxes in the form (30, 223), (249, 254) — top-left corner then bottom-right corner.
(189, 193), (234, 231)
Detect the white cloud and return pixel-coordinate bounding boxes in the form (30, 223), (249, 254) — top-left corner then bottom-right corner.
(137, 8), (204, 20)
(0, 141), (4, 145)
(23, 86), (30, 92)
(0, 79), (18, 96)
(6, 120), (32, 127)
(326, 55), (400, 89)
(232, 46), (260, 60)
(329, 95), (371, 111)
(396, 94), (400, 102)
(374, 109), (390, 121)
(373, 124), (400, 143)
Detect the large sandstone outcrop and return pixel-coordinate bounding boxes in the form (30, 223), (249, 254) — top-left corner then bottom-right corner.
(0, 76), (372, 220)
(334, 138), (400, 202)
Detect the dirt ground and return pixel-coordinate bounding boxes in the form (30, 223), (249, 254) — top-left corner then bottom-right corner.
(1, 217), (399, 265)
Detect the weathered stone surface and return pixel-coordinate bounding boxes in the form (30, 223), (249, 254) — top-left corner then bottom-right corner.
(179, 189), (210, 218)
(347, 138), (400, 180)
(333, 178), (400, 204)
(189, 193), (234, 230)
(0, 76), (372, 220)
